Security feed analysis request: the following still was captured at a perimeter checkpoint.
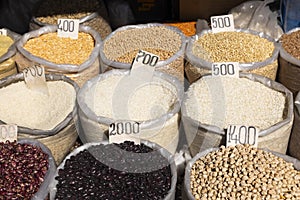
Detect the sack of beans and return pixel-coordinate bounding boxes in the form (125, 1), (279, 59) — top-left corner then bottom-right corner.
(15, 25), (101, 87)
(0, 28), (20, 80)
(277, 27), (300, 97)
(30, 0), (111, 40)
(185, 29), (279, 83)
(49, 140), (177, 200)
(288, 91), (300, 160)
(77, 69), (184, 154)
(0, 73), (79, 165)
(182, 73), (293, 157)
(0, 138), (56, 200)
(99, 23), (187, 82)
(184, 145), (300, 199)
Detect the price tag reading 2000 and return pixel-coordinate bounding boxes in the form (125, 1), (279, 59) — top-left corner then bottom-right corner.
(57, 19), (79, 39)
(210, 14), (235, 33)
(226, 125), (259, 147)
(109, 121), (141, 144)
(212, 62), (239, 77)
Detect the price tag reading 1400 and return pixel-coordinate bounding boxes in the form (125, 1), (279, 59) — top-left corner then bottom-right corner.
(57, 19), (79, 39)
(226, 125), (259, 147)
(212, 62), (239, 77)
(0, 124), (17, 143)
(210, 14), (235, 33)
(109, 121), (141, 144)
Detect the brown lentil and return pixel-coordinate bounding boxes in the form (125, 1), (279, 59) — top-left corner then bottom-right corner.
(23, 32), (94, 65)
(190, 145), (300, 199)
(192, 31), (275, 63)
(281, 30), (300, 60)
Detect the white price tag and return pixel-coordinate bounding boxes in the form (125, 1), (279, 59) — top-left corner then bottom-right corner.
(57, 19), (79, 39)
(109, 121), (141, 144)
(226, 125), (259, 147)
(0, 124), (17, 143)
(23, 65), (49, 95)
(212, 62), (239, 77)
(210, 14), (235, 33)
(0, 29), (7, 36)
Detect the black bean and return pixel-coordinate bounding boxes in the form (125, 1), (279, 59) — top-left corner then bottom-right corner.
(55, 141), (172, 200)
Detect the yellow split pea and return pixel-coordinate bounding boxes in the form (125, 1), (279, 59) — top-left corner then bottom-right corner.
(23, 32), (94, 65)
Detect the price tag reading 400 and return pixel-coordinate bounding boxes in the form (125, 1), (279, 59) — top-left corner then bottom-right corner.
(57, 19), (79, 39)
(212, 62), (239, 77)
(226, 125), (259, 147)
(0, 29), (7, 36)
(109, 121), (141, 144)
(0, 124), (17, 143)
(210, 14), (235, 33)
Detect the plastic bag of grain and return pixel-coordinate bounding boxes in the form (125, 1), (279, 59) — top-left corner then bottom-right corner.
(15, 25), (101, 87)
(49, 140), (177, 200)
(184, 145), (300, 199)
(77, 69), (184, 154)
(185, 29), (279, 83)
(0, 73), (79, 165)
(30, 0), (111, 40)
(277, 27), (300, 97)
(182, 73), (293, 157)
(289, 91), (300, 160)
(0, 28), (20, 79)
(0, 138), (56, 200)
(99, 23), (187, 82)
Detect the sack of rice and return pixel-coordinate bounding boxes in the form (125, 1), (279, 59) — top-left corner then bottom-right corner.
(289, 91), (300, 160)
(15, 25), (101, 87)
(182, 73), (293, 157)
(30, 0), (111, 39)
(49, 140), (177, 200)
(0, 28), (20, 79)
(0, 138), (56, 200)
(185, 29), (279, 83)
(99, 23), (187, 82)
(0, 73), (79, 165)
(77, 69), (184, 154)
(184, 145), (300, 199)
(277, 27), (300, 97)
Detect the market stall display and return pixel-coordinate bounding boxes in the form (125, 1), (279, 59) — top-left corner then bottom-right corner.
(289, 91), (300, 160)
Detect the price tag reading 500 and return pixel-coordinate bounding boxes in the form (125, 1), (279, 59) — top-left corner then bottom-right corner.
(210, 14), (235, 33)
(0, 124), (17, 143)
(226, 125), (259, 147)
(212, 62), (239, 77)
(57, 19), (79, 39)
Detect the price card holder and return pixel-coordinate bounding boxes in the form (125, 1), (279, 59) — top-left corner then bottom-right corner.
(226, 125), (259, 147)
(212, 62), (239, 78)
(57, 19), (79, 39)
(0, 29), (7, 36)
(109, 121), (141, 144)
(0, 124), (17, 143)
(210, 14), (235, 33)
(23, 65), (49, 95)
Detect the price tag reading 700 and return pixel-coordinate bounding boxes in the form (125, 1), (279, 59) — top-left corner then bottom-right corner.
(226, 125), (259, 147)
(133, 50), (160, 68)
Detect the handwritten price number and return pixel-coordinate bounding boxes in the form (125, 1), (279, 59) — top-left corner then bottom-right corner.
(212, 62), (239, 77)
(210, 14), (235, 33)
(23, 65), (44, 78)
(134, 50), (159, 67)
(0, 29), (7, 36)
(227, 125), (258, 147)
(0, 124), (17, 142)
(57, 19), (79, 39)
(109, 121), (140, 136)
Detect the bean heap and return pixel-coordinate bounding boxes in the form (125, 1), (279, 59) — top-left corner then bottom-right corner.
(54, 141), (172, 200)
(192, 31), (274, 63)
(190, 145), (300, 199)
(103, 26), (182, 63)
(0, 141), (49, 199)
(0, 35), (13, 57)
(23, 32), (94, 65)
(281, 30), (300, 60)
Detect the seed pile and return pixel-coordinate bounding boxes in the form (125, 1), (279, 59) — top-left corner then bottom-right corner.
(103, 26), (182, 62)
(23, 32), (94, 65)
(184, 76), (286, 130)
(0, 35), (13, 57)
(54, 141), (172, 200)
(192, 31), (274, 63)
(190, 145), (300, 199)
(0, 141), (49, 199)
(281, 30), (300, 60)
